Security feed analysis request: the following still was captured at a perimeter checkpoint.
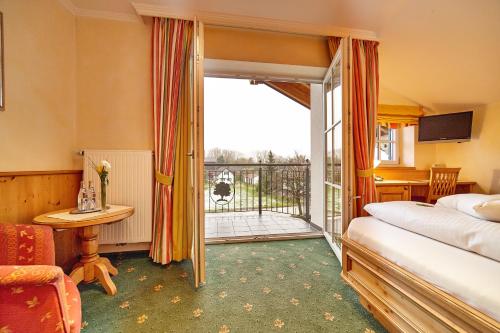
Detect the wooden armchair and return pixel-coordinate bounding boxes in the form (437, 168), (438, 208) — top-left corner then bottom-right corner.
(426, 167), (461, 203)
(0, 224), (81, 333)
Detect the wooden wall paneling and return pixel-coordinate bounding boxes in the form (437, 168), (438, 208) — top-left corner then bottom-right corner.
(0, 170), (82, 272)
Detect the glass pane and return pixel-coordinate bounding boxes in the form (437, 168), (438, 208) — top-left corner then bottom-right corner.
(374, 143), (380, 161)
(379, 125), (390, 141)
(325, 78), (333, 128)
(333, 187), (342, 247)
(326, 129), (333, 183)
(389, 127), (396, 141)
(333, 126), (342, 185)
(325, 185), (333, 237)
(380, 142), (395, 161)
(332, 59), (342, 124)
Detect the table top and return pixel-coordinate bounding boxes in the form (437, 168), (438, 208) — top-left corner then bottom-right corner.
(33, 206), (134, 229)
(375, 179), (476, 186)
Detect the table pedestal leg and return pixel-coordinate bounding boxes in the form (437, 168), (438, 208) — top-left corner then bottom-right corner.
(69, 225), (118, 295)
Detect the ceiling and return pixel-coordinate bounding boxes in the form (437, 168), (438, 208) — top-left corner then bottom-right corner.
(67, 0), (500, 111)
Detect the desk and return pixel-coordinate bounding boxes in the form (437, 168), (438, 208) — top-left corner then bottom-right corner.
(33, 206), (134, 295)
(375, 180), (475, 202)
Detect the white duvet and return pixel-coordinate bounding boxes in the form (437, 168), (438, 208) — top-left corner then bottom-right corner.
(364, 201), (500, 262)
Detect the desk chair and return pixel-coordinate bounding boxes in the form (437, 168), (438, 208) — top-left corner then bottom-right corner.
(426, 167), (461, 203)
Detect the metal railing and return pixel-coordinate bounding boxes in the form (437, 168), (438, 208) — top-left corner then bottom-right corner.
(205, 162), (310, 221)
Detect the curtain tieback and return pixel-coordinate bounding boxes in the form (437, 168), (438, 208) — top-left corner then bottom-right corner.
(357, 168), (374, 178)
(156, 171), (173, 186)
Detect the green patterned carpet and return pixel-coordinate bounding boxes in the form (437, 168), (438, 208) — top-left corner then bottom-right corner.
(79, 239), (386, 333)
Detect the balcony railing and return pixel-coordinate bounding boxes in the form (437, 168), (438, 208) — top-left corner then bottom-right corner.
(204, 162), (311, 221)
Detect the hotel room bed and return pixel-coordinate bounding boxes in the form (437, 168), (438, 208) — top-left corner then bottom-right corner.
(342, 200), (500, 333)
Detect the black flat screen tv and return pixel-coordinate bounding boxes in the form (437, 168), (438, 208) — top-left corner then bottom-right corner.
(418, 111), (473, 143)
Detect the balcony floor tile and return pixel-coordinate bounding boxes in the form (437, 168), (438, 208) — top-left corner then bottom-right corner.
(205, 211), (320, 239)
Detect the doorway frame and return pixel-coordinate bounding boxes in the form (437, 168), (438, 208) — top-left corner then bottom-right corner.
(202, 61), (329, 245)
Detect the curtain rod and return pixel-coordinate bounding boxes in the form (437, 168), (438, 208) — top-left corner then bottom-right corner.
(131, 3), (379, 41)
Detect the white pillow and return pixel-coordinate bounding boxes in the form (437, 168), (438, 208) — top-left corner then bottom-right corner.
(436, 194), (500, 219)
(474, 200), (500, 222)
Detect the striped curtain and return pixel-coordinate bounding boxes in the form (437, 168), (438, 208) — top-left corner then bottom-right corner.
(352, 39), (379, 217)
(327, 36), (342, 60)
(150, 18), (193, 265)
(172, 24), (194, 262)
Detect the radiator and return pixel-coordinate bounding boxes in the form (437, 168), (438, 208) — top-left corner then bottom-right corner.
(83, 150), (153, 245)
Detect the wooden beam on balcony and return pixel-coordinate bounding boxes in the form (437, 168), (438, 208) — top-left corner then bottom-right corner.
(251, 80), (311, 109)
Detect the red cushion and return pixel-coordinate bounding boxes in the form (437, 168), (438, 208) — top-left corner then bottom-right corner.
(0, 271), (79, 333)
(64, 275), (81, 333)
(0, 224), (55, 265)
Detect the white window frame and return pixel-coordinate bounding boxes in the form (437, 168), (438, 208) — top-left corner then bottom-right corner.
(375, 124), (400, 165)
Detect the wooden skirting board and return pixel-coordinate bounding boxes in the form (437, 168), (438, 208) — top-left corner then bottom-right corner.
(342, 236), (500, 333)
(0, 170), (83, 272)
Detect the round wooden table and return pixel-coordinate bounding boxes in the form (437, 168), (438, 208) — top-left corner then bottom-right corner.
(33, 206), (134, 296)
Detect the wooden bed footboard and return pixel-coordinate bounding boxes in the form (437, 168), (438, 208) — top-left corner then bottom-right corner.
(341, 236), (500, 333)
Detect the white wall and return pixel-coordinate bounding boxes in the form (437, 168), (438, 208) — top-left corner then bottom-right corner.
(433, 104), (500, 194)
(310, 84), (324, 230)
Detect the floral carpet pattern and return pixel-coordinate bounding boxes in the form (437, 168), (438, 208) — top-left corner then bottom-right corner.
(79, 239), (386, 333)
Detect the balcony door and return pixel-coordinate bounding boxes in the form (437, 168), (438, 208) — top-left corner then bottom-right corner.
(323, 39), (349, 261)
(191, 20), (206, 288)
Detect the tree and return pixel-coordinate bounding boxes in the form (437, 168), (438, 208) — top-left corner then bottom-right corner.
(284, 152), (309, 218)
(266, 150), (275, 164)
(214, 181), (231, 202)
(263, 150), (277, 194)
(206, 147), (244, 164)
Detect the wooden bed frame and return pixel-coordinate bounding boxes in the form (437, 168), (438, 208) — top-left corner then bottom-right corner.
(341, 236), (500, 333)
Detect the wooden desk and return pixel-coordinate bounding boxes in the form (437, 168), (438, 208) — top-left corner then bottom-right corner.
(33, 206), (134, 295)
(375, 180), (475, 202)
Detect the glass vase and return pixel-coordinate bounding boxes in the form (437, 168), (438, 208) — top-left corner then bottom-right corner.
(100, 179), (107, 211)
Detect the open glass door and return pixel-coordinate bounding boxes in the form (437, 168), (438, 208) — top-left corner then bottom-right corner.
(323, 38), (349, 261)
(191, 19), (206, 288)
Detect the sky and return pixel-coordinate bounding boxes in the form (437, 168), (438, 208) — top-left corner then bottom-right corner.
(204, 77), (310, 158)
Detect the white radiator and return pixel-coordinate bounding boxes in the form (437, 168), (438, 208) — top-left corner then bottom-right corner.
(83, 150), (153, 245)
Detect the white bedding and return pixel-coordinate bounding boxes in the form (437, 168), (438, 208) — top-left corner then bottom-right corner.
(364, 201), (500, 262)
(348, 217), (500, 321)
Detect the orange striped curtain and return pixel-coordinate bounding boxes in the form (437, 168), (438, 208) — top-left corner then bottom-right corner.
(172, 25), (194, 262)
(150, 18), (193, 265)
(352, 39), (379, 217)
(328, 36), (342, 60)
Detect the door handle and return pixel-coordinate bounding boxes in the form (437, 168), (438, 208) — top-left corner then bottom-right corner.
(187, 150), (194, 157)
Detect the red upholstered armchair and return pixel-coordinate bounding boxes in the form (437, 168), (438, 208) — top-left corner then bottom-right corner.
(0, 224), (81, 333)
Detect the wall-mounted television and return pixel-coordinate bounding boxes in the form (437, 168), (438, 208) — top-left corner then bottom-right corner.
(418, 111), (473, 143)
